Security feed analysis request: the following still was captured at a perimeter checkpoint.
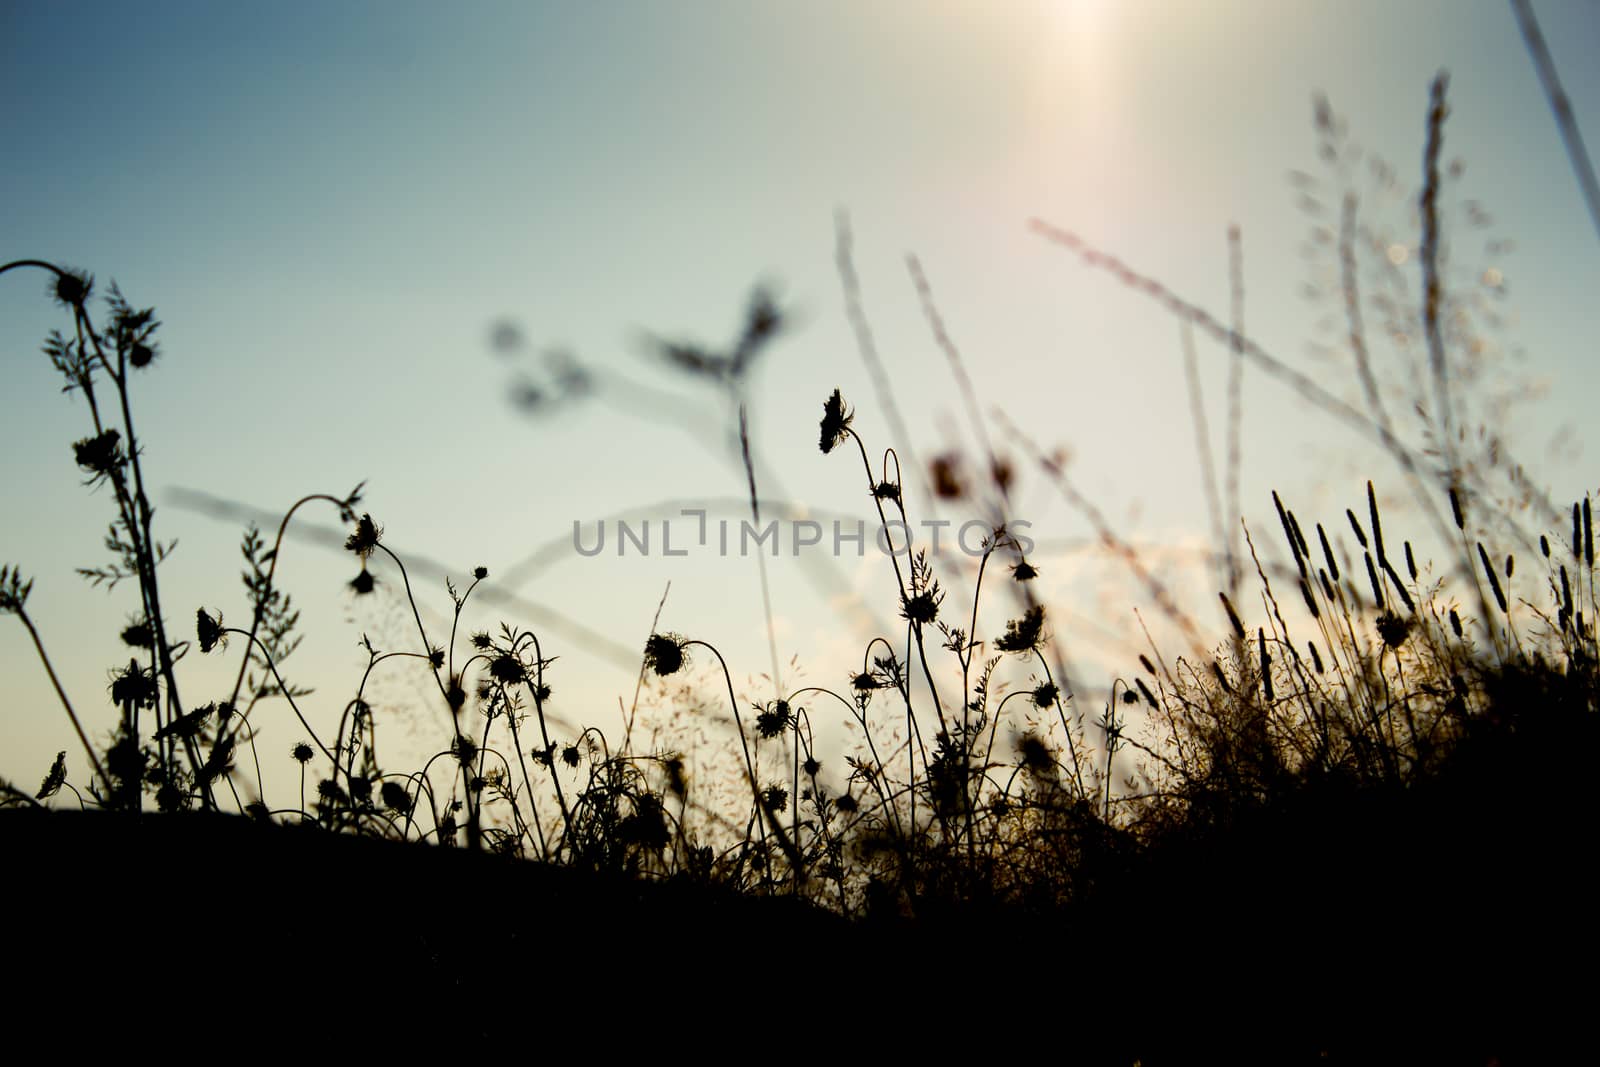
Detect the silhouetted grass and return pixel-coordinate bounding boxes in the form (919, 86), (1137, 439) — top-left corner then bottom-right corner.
(3, 73), (1594, 1062)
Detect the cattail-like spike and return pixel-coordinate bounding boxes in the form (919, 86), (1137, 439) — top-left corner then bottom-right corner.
(1367, 480), (1387, 563)
(1136, 677), (1158, 707)
(1307, 640), (1324, 674)
(1139, 654), (1156, 675)
(1405, 541), (1418, 581)
(1273, 491), (1306, 575)
(1299, 577), (1320, 619)
(1381, 557), (1416, 613)
(1317, 524), (1340, 581)
(1584, 497), (1593, 568)
(1561, 565), (1572, 614)
(1288, 511), (1310, 560)
(1449, 609), (1464, 638)
(1259, 628), (1273, 703)
(1212, 661), (1233, 693)
(1573, 502), (1582, 561)
(1220, 592), (1247, 639)
(1319, 568), (1336, 602)
(1365, 552), (1385, 610)
(1347, 509), (1368, 549)
(1450, 487), (1465, 531)
(1478, 542), (1508, 613)
(1505, 553), (1514, 579)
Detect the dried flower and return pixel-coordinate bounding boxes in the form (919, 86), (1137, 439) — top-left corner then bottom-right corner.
(196, 608), (225, 653)
(109, 659), (158, 709)
(120, 619), (153, 648)
(1011, 560), (1038, 582)
(72, 430), (124, 478)
(291, 742), (314, 764)
(473, 566), (488, 580)
(995, 605), (1046, 654)
(901, 589), (942, 626)
(381, 780), (413, 814)
(52, 269), (92, 308)
(1376, 610), (1412, 649)
(818, 389), (853, 454)
(930, 454), (965, 499)
(36, 751), (66, 800)
(644, 633), (687, 676)
(1031, 681), (1059, 708)
(344, 514), (382, 559)
(349, 568), (376, 595)
(755, 700), (791, 739)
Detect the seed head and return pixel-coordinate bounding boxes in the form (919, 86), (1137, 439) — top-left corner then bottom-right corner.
(51, 269), (92, 308)
(644, 633), (688, 676)
(291, 742), (314, 764)
(818, 389), (853, 454)
(344, 514), (382, 559)
(196, 608), (225, 653)
(72, 430), (125, 479)
(901, 589), (942, 626)
(995, 605), (1046, 654)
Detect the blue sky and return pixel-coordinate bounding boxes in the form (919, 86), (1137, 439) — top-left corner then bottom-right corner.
(3, 1), (1597, 798)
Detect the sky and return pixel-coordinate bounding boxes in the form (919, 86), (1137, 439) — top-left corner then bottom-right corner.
(2, 0), (1598, 803)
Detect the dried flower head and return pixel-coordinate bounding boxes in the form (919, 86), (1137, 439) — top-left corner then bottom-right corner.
(1031, 681), (1059, 709)
(36, 751), (66, 800)
(291, 741), (315, 764)
(901, 589), (942, 626)
(755, 700), (791, 739)
(561, 744), (580, 768)
(196, 608), (225, 653)
(930, 454), (965, 499)
(873, 480), (901, 504)
(72, 430), (125, 479)
(1011, 560), (1038, 582)
(851, 670), (879, 692)
(473, 566), (488, 580)
(344, 514), (382, 559)
(109, 659), (158, 709)
(819, 389), (853, 454)
(762, 784), (789, 811)
(1375, 610), (1412, 649)
(644, 633), (688, 676)
(834, 792), (859, 814)
(120, 619), (153, 648)
(381, 780), (413, 814)
(349, 568), (376, 595)
(488, 652), (525, 685)
(995, 605), (1046, 654)
(52, 269), (92, 308)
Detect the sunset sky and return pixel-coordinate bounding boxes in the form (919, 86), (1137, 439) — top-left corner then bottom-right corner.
(3, 1), (1597, 800)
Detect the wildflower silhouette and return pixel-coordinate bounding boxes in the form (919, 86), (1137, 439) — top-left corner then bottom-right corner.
(818, 388), (853, 454)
